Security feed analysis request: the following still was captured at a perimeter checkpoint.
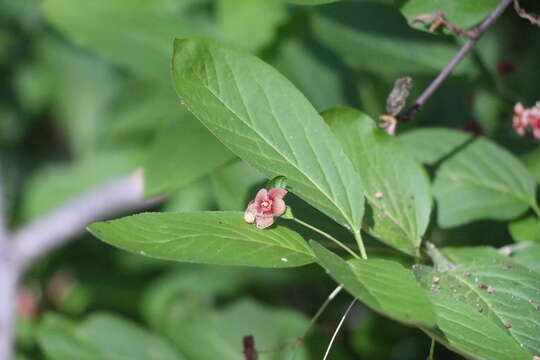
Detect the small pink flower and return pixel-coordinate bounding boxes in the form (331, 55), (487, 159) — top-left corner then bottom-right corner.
(513, 101), (540, 139)
(513, 103), (527, 136)
(244, 188), (288, 229)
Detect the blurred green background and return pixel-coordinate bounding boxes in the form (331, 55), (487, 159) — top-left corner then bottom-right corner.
(1, 0), (539, 359)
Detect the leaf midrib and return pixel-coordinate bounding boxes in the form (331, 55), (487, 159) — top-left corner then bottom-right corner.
(184, 59), (356, 231)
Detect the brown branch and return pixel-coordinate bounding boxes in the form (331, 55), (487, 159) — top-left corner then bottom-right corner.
(398, 0), (514, 122)
(513, 0), (540, 26)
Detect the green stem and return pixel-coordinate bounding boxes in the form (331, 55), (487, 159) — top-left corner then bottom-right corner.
(427, 338), (436, 360)
(353, 231), (368, 260)
(292, 218), (359, 259)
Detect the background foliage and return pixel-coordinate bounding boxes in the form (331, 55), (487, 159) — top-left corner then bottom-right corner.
(1, 0), (539, 359)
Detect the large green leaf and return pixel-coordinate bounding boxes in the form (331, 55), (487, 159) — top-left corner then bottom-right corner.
(88, 212), (314, 267)
(422, 296), (531, 360)
(414, 261), (540, 356)
(433, 138), (537, 228)
(143, 117), (235, 197)
(172, 38), (365, 233)
(401, 0), (500, 32)
(311, 242), (436, 326)
(398, 128), (471, 165)
(323, 108), (431, 256)
(312, 3), (475, 78)
(42, 0), (213, 80)
(37, 313), (183, 360)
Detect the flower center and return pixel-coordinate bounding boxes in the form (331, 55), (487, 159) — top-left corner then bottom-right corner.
(260, 200), (272, 211)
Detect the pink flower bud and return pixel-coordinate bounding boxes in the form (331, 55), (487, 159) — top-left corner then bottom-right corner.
(243, 188), (288, 229)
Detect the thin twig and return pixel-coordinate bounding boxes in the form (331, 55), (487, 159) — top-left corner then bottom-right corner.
(398, 0), (514, 122)
(292, 218), (360, 259)
(513, 0), (540, 26)
(323, 299), (357, 360)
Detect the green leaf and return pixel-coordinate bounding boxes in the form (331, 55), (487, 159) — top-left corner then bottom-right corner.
(143, 117), (236, 197)
(36, 37), (120, 159)
(422, 296), (531, 360)
(172, 38), (365, 233)
(401, 0), (500, 32)
(398, 128), (471, 165)
(311, 241), (436, 326)
(510, 243), (540, 274)
(37, 313), (183, 360)
(442, 246), (510, 264)
(312, 3), (475, 78)
(88, 212), (314, 268)
(210, 161), (266, 211)
(433, 138), (537, 228)
(42, 0), (213, 80)
(510, 216), (540, 243)
(323, 107), (431, 256)
(414, 261), (540, 356)
(216, 0), (288, 52)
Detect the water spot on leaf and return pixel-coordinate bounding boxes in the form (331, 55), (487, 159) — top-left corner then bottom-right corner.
(280, 257), (288, 262)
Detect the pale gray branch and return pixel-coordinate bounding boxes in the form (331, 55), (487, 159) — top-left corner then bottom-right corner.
(0, 165), (9, 244)
(11, 171), (155, 270)
(0, 250), (20, 360)
(0, 170), (160, 360)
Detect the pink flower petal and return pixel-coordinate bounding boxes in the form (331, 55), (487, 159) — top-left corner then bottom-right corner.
(256, 215), (274, 229)
(272, 198), (286, 216)
(254, 188), (268, 204)
(268, 188), (287, 200)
